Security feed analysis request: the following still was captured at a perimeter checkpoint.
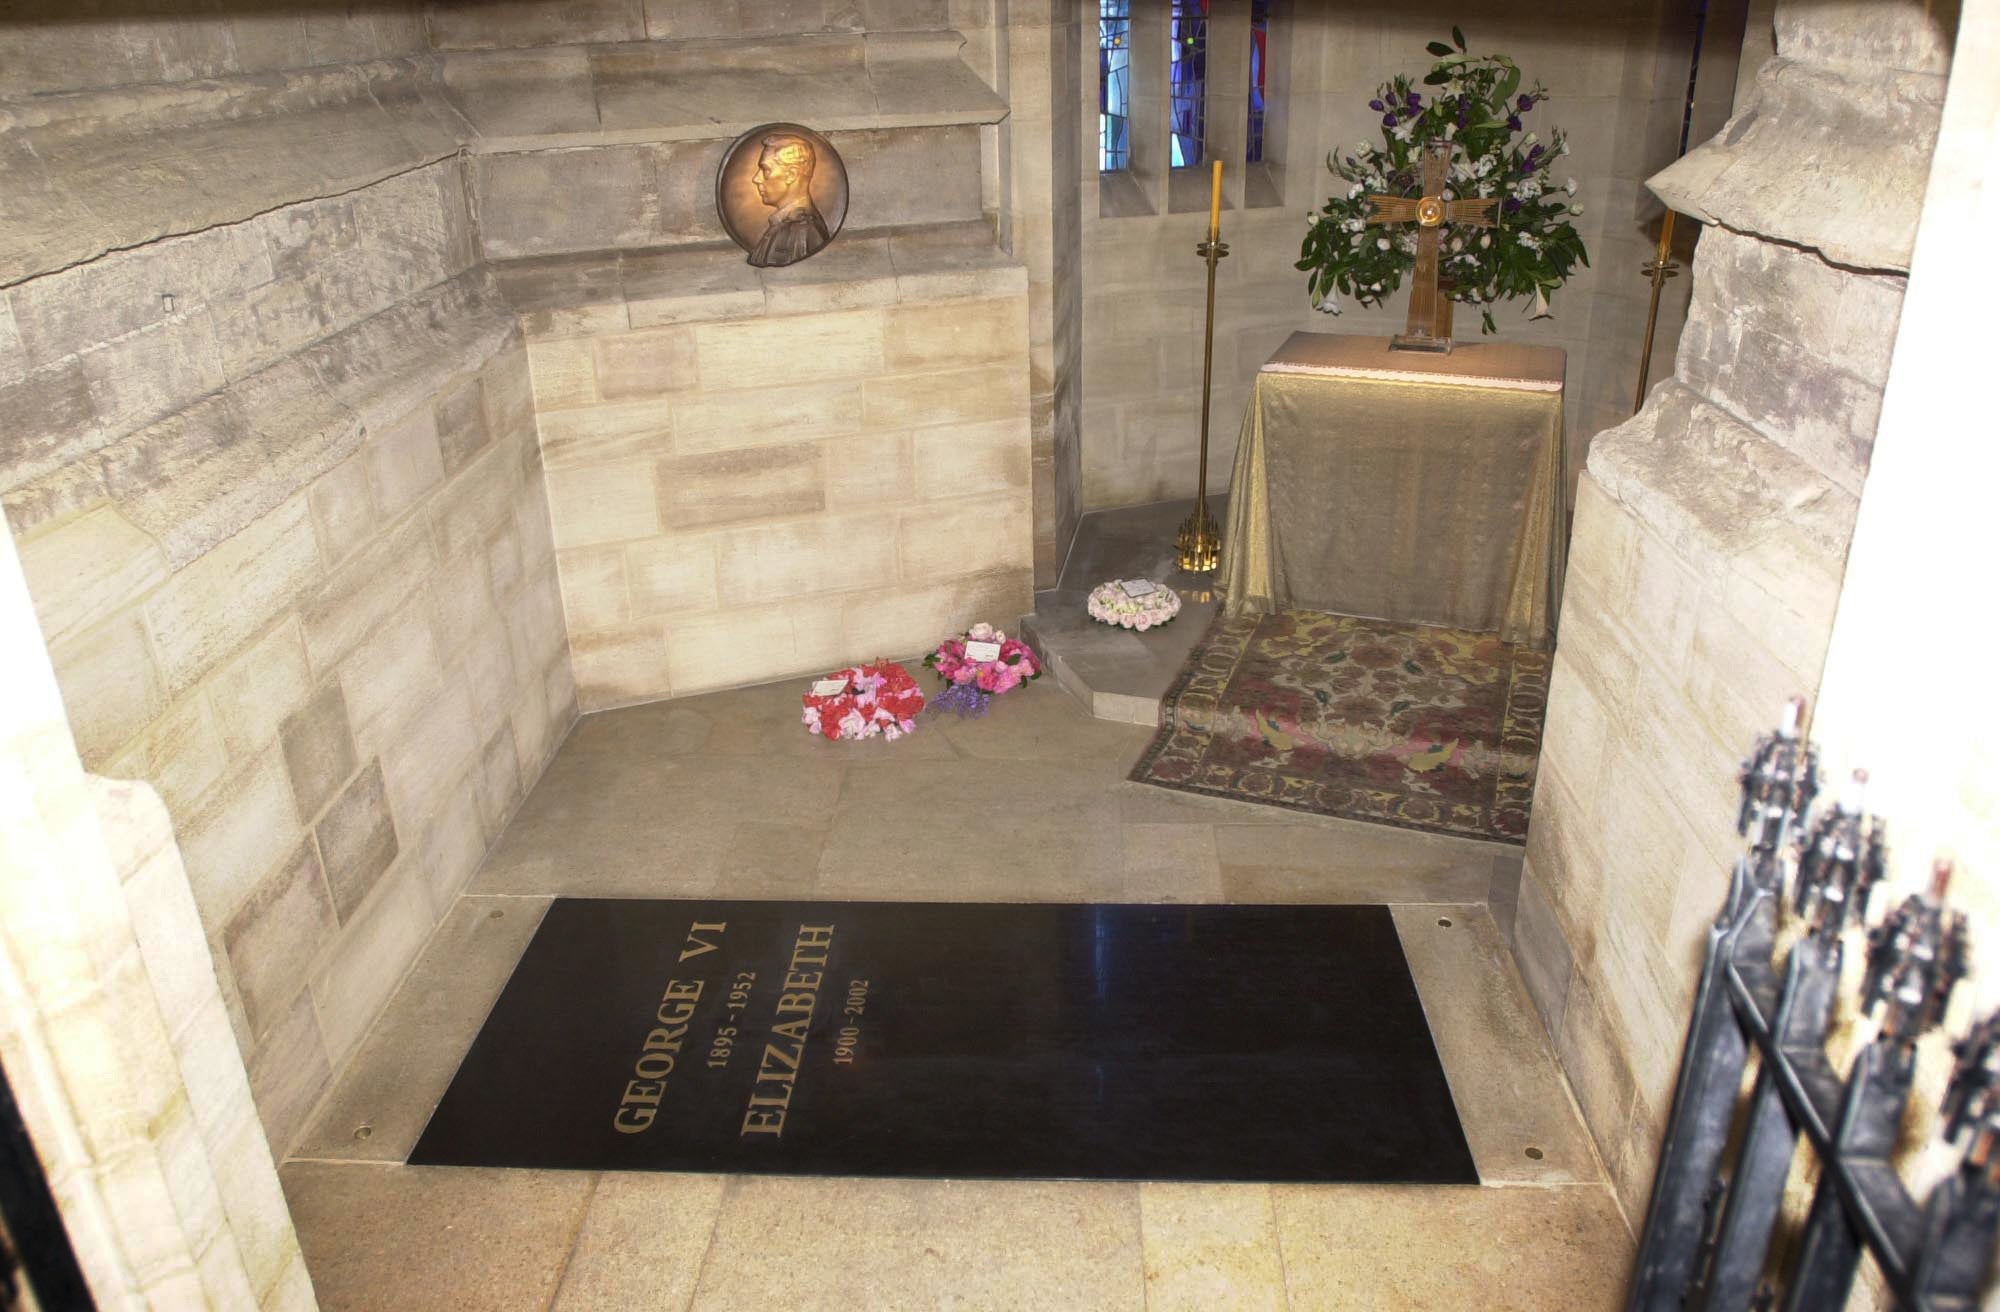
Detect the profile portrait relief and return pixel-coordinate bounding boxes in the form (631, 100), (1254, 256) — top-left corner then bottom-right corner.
(715, 123), (849, 269)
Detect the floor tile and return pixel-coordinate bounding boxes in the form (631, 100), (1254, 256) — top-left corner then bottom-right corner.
(548, 1172), (726, 1311)
(281, 1162), (593, 1312)
(1139, 1182), (1287, 1312)
(1271, 1182), (1633, 1311)
(689, 1177), (1146, 1311)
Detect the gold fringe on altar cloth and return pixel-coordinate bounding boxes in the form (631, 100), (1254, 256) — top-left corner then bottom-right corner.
(1218, 332), (1566, 648)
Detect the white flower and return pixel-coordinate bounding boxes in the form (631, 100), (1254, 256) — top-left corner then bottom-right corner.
(1443, 122), (1457, 141)
(1343, 218), (1365, 233)
(1348, 182), (1365, 199)
(1564, 177), (1577, 195)
(1521, 132), (1538, 147)
(1479, 233), (1491, 249)
(1532, 289), (1551, 319)
(1570, 204), (1585, 216)
(1517, 231), (1542, 252)
(1317, 292), (1342, 315)
(1450, 236), (1463, 252)
(1369, 281), (1382, 291)
(1376, 237), (1391, 251)
(1356, 141), (1371, 154)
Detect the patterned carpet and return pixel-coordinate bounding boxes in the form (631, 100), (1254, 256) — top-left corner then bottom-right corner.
(1130, 609), (1549, 843)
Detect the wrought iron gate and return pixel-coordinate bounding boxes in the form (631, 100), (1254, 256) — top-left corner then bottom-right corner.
(1626, 700), (2000, 1311)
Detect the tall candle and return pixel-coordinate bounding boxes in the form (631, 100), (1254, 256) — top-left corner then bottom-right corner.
(1654, 208), (1676, 266)
(1208, 160), (1222, 240)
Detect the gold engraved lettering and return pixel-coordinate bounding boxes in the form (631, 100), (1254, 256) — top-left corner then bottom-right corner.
(739, 922), (837, 1138)
(678, 921), (728, 962)
(611, 978), (706, 1134)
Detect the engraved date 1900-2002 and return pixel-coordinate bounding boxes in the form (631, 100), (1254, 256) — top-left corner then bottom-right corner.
(833, 979), (869, 1065)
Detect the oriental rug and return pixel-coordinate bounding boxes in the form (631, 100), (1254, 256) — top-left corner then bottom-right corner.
(410, 898), (1476, 1184)
(1130, 609), (1548, 843)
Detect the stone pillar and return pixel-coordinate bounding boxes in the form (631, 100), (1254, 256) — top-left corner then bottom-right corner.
(1504, 0), (1953, 1226)
(1002, 0), (1086, 587)
(0, 524), (314, 1308)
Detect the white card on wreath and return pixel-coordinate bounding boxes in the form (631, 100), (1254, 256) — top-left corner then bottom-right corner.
(811, 678), (850, 697)
(963, 639), (1003, 663)
(1120, 578), (1158, 598)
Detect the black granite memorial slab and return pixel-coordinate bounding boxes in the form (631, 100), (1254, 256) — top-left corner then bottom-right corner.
(410, 899), (1477, 1183)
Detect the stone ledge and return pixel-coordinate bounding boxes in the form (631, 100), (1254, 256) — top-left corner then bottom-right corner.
(493, 222), (1026, 338)
(6, 271), (520, 564)
(1649, 56), (1943, 273)
(447, 31), (1007, 154)
(0, 58), (469, 287)
(1584, 380), (1859, 592)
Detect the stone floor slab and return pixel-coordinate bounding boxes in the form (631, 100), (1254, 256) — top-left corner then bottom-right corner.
(280, 1162), (594, 1312)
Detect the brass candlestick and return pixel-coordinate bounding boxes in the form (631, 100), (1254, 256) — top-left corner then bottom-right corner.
(1176, 235), (1229, 573)
(1633, 209), (1680, 413)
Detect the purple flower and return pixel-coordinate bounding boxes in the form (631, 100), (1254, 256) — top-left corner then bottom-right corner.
(1529, 143), (1545, 161)
(1369, 98), (1385, 112)
(1504, 197), (1522, 213)
(1405, 91), (1422, 109)
(1382, 113), (1397, 127)
(1457, 101), (1470, 125)
(1506, 114), (1521, 131)
(1517, 94), (1534, 112)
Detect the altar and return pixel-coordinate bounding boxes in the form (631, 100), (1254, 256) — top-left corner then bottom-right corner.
(1218, 332), (1567, 647)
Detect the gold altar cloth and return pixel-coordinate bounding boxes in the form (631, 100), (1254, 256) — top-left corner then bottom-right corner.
(1219, 332), (1566, 646)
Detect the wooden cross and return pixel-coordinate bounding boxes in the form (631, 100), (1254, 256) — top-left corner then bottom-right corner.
(1365, 143), (1497, 352)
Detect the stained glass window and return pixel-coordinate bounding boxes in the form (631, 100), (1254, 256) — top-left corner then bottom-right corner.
(1247, 0), (1270, 163)
(1170, 0), (1207, 168)
(1099, 0), (1131, 172)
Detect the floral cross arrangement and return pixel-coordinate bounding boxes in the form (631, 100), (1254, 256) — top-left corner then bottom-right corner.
(924, 622), (1041, 716)
(801, 661), (927, 742)
(1297, 28), (1588, 333)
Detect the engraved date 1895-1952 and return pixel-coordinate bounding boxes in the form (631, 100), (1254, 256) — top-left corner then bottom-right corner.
(833, 979), (869, 1065)
(706, 971), (759, 1069)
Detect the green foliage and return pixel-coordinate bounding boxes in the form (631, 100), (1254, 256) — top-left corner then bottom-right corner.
(1297, 35), (1590, 331)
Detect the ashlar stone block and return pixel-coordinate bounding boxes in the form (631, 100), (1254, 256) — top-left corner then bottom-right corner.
(315, 759), (399, 924)
(15, 505), (170, 647)
(104, 694), (229, 819)
(142, 496), (321, 696)
(50, 608), (165, 768)
(692, 311), (884, 388)
(309, 861), (434, 1067)
(715, 511), (898, 606)
(863, 363), (1025, 429)
(300, 515), (439, 675)
(280, 684), (359, 825)
(825, 430), (916, 508)
(593, 326), (700, 401)
(657, 442), (825, 529)
(546, 461), (661, 548)
(896, 494), (1033, 579)
(368, 405), (447, 522)
(623, 537), (719, 617)
(571, 618), (672, 710)
(912, 418), (1031, 499)
(536, 398), (674, 469)
(882, 297), (1028, 371)
(309, 453), (378, 569)
(673, 380), (866, 455)
(179, 745), (303, 929)
(223, 840), (337, 1043)
(206, 619), (312, 761)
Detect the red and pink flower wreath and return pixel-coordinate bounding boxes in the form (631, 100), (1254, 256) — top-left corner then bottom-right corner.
(924, 622), (1041, 698)
(800, 661), (927, 742)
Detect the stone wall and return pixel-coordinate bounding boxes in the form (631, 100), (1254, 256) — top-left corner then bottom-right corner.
(502, 238), (1034, 706)
(0, 521), (313, 1309)
(1077, 0), (1738, 511)
(1504, 0), (1950, 1228)
(0, 157), (576, 1160)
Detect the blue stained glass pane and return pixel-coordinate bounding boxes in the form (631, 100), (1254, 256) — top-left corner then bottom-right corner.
(1247, 0), (1269, 163)
(1170, 0), (1206, 168)
(1099, 0), (1131, 172)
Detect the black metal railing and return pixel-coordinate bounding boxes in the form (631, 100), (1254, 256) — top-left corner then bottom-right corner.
(1626, 699), (2000, 1311)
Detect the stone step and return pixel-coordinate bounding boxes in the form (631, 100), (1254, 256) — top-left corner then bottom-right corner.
(1018, 497), (1225, 728)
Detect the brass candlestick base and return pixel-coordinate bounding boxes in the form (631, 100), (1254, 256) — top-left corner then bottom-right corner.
(1175, 236), (1230, 574)
(1176, 502), (1221, 573)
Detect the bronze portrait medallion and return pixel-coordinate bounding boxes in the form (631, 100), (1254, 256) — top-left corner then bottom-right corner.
(715, 123), (848, 268)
